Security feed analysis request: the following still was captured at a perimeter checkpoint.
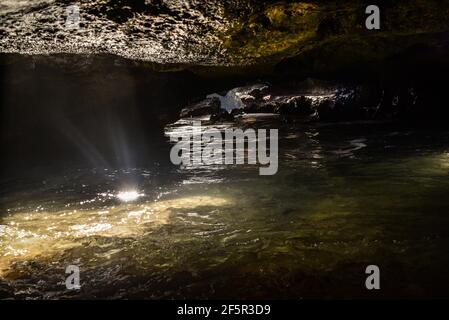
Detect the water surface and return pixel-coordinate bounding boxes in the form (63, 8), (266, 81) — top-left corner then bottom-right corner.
(1, 119), (449, 299)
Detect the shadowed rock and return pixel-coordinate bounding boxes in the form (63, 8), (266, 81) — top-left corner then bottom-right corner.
(180, 97), (221, 118)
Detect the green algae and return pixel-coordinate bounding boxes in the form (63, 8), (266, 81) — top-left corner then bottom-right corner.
(221, 0), (449, 69)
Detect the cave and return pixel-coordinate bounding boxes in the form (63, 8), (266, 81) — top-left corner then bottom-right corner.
(1, 0), (449, 302)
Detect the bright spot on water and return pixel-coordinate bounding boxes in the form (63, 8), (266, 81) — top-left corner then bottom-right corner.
(0, 195), (230, 277)
(117, 190), (142, 202)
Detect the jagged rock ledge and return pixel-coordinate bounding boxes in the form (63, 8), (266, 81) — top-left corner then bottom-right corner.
(178, 80), (449, 126)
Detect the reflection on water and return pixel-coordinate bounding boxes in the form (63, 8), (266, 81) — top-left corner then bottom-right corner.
(0, 195), (230, 277)
(116, 190), (144, 202)
(1, 119), (449, 299)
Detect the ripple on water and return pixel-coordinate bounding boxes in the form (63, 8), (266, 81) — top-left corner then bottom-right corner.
(0, 195), (231, 277)
(1, 127), (449, 298)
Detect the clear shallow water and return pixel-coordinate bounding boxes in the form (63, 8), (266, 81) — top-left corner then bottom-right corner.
(1, 119), (449, 299)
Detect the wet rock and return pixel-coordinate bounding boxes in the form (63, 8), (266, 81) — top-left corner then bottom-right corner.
(230, 108), (244, 117)
(241, 94), (315, 118)
(315, 87), (368, 121)
(210, 108), (235, 123)
(276, 96), (314, 116)
(246, 85), (270, 101)
(315, 98), (336, 121)
(240, 95), (256, 105)
(179, 97), (221, 118)
(243, 100), (275, 113)
(179, 80), (449, 125)
(230, 81), (396, 122)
